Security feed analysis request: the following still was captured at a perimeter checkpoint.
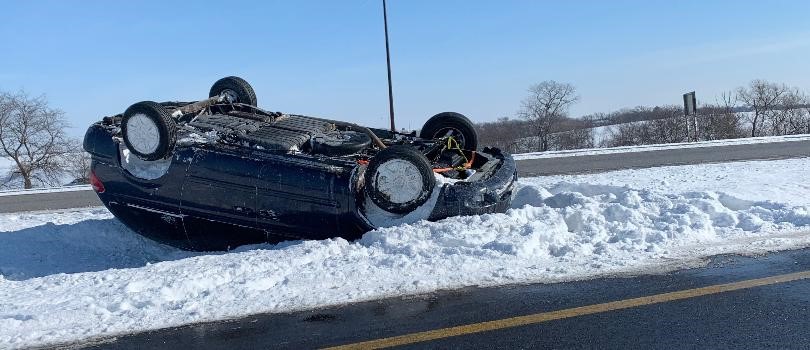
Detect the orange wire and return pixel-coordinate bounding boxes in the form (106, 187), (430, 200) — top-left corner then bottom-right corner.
(433, 151), (476, 173)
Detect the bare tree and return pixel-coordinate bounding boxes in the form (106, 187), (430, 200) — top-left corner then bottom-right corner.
(697, 92), (745, 140)
(551, 127), (594, 150)
(0, 91), (74, 189)
(63, 145), (92, 185)
(775, 87), (808, 135)
(476, 117), (534, 153)
(518, 81), (579, 152)
(736, 80), (789, 137)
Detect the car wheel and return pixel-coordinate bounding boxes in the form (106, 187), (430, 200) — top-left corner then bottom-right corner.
(365, 145), (435, 214)
(419, 112), (479, 150)
(209, 76), (258, 106)
(122, 101), (177, 161)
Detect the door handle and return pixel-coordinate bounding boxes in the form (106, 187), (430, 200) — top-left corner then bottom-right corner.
(233, 206), (254, 215)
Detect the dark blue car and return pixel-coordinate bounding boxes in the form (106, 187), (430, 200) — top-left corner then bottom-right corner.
(83, 77), (517, 250)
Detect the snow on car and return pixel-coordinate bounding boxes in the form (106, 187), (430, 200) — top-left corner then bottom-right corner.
(82, 76), (517, 250)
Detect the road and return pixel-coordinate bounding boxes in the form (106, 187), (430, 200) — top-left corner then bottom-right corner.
(0, 189), (100, 214)
(516, 138), (810, 176)
(2, 139), (809, 214)
(78, 248), (810, 349)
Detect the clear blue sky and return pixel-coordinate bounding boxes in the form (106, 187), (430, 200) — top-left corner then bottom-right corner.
(2, 1), (809, 137)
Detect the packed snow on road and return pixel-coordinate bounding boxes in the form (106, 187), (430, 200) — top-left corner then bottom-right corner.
(2, 157), (810, 348)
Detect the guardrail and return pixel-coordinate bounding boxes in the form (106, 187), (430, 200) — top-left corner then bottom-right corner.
(0, 185), (92, 197)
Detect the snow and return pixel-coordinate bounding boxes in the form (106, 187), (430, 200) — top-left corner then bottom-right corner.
(363, 174), (445, 228)
(119, 146), (171, 180)
(513, 133), (810, 160)
(0, 156), (15, 188)
(2, 157), (810, 348)
(177, 130), (219, 146)
(0, 157), (12, 172)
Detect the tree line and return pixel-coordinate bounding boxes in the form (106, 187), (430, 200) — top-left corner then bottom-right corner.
(477, 79), (810, 153)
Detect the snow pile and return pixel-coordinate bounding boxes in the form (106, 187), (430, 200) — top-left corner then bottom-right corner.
(521, 157), (810, 207)
(1, 158), (810, 348)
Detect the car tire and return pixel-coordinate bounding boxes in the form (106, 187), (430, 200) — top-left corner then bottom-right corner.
(122, 101), (177, 161)
(365, 145), (435, 214)
(209, 76), (258, 106)
(419, 112), (479, 150)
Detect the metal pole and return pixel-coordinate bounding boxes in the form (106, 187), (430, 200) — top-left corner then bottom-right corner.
(383, 0), (396, 132)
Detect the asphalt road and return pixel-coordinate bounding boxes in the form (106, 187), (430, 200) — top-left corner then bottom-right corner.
(0, 189), (101, 214)
(77, 248), (810, 349)
(516, 138), (810, 176)
(2, 139), (809, 214)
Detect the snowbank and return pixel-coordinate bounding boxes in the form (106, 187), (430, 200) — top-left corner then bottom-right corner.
(1, 158), (810, 348)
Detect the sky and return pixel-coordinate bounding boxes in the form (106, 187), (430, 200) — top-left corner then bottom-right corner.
(1, 0), (809, 137)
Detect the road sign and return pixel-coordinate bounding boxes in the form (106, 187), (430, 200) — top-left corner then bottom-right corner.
(683, 91), (697, 116)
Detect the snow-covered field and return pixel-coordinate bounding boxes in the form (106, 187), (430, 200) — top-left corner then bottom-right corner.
(0, 157), (14, 188)
(514, 133), (810, 160)
(2, 158), (810, 348)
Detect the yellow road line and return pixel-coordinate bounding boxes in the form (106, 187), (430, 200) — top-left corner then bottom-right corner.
(323, 270), (810, 350)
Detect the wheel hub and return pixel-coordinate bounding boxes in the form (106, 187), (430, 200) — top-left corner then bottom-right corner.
(126, 114), (160, 155)
(373, 159), (425, 204)
(220, 89), (239, 103)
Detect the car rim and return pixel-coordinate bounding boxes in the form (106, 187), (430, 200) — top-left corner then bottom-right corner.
(220, 89), (239, 103)
(127, 113), (160, 155)
(434, 127), (466, 148)
(373, 159), (425, 205)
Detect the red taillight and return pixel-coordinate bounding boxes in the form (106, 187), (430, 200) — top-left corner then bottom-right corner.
(90, 171), (105, 193)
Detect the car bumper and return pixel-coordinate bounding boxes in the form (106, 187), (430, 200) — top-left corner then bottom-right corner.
(428, 147), (517, 220)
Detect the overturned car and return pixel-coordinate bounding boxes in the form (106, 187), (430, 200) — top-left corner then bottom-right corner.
(83, 77), (517, 250)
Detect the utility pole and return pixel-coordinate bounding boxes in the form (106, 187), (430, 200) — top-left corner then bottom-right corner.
(383, 0), (396, 132)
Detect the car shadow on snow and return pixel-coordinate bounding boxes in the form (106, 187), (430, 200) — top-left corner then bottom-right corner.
(0, 217), (311, 281)
(0, 219), (197, 281)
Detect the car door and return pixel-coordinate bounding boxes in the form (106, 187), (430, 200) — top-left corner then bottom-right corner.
(181, 145), (260, 229)
(254, 153), (342, 240)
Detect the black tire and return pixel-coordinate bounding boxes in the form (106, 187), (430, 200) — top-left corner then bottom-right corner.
(122, 101), (177, 161)
(419, 112), (479, 150)
(209, 76), (258, 106)
(364, 145), (435, 214)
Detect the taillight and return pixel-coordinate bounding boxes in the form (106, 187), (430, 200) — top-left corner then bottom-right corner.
(90, 170), (105, 193)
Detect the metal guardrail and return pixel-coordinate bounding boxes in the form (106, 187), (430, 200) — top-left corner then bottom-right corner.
(0, 185), (92, 196)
